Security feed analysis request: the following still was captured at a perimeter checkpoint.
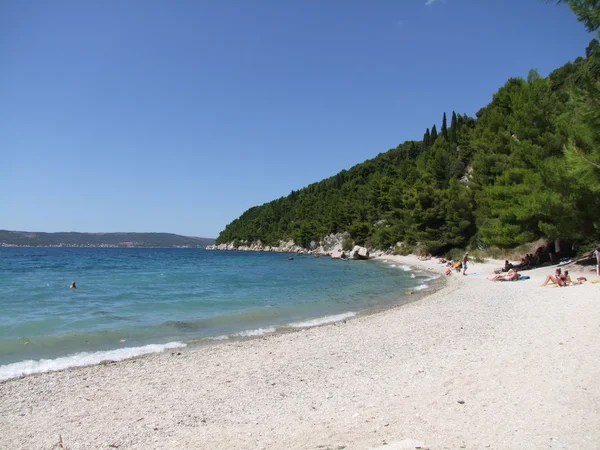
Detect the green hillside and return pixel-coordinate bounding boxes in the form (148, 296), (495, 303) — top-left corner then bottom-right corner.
(0, 230), (215, 248)
(216, 2), (600, 254)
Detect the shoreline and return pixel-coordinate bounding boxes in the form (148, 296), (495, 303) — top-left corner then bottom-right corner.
(1, 256), (599, 449)
(0, 257), (443, 382)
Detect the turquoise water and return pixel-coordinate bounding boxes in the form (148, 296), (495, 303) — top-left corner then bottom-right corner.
(0, 248), (438, 380)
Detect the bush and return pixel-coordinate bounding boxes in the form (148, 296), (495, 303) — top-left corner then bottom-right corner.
(444, 248), (465, 261)
(393, 242), (414, 256)
(342, 237), (354, 251)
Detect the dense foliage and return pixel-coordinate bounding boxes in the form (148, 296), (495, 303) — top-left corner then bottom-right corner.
(217, 4), (600, 253)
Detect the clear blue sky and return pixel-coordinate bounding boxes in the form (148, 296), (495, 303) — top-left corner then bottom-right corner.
(0, 0), (593, 238)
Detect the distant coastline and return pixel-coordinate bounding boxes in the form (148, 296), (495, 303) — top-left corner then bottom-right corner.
(0, 244), (207, 248)
(0, 230), (215, 249)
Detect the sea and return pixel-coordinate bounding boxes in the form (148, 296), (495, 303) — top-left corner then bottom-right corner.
(0, 247), (440, 381)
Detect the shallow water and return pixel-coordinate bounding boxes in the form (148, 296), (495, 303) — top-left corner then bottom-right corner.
(0, 248), (439, 380)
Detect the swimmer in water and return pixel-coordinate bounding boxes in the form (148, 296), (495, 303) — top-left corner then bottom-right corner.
(70, 281), (76, 289)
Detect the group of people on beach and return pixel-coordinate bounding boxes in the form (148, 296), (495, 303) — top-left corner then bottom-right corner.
(541, 267), (586, 287)
(440, 252), (469, 276)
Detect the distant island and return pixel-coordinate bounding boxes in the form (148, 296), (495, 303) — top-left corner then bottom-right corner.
(0, 230), (215, 248)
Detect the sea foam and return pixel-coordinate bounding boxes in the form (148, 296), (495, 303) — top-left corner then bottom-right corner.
(289, 312), (356, 328)
(0, 342), (186, 382)
(234, 327), (276, 337)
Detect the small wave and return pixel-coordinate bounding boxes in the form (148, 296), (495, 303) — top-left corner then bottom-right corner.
(234, 327), (276, 337)
(289, 312), (356, 328)
(413, 284), (428, 291)
(0, 342), (186, 382)
(410, 273), (416, 278)
(400, 265), (412, 271)
(209, 335), (229, 341)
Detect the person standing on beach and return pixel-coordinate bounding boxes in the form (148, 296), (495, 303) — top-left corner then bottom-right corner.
(462, 252), (469, 276)
(594, 246), (600, 276)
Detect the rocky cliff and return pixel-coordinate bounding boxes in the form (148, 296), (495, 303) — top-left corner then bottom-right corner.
(207, 233), (384, 260)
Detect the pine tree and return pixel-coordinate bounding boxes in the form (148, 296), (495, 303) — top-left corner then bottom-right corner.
(441, 112), (448, 140)
(423, 128), (431, 147)
(555, 1), (599, 36)
(431, 124), (438, 143)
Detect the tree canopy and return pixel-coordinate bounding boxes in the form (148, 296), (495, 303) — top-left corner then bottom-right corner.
(216, 3), (600, 253)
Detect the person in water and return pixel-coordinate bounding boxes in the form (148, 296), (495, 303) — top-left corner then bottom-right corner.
(70, 281), (77, 289)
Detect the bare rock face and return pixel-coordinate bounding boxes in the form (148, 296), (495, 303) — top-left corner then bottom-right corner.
(350, 245), (370, 260)
(313, 232), (350, 256)
(207, 232), (368, 259)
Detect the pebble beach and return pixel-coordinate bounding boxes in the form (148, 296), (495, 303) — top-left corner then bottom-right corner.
(1, 255), (599, 450)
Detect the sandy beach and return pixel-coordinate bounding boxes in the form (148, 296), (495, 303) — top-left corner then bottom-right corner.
(1, 256), (599, 450)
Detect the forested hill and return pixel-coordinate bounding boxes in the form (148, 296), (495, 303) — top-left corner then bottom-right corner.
(0, 230), (215, 248)
(216, 33), (600, 254)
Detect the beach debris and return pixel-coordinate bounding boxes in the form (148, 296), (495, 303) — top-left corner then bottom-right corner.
(108, 444), (120, 448)
(457, 400), (465, 404)
(58, 434), (67, 450)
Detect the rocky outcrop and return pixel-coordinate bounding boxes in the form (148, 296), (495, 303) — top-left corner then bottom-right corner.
(206, 232), (373, 261)
(312, 233), (348, 256)
(350, 245), (370, 260)
(206, 240), (306, 254)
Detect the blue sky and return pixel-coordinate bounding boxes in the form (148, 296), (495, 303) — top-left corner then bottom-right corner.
(0, 0), (593, 238)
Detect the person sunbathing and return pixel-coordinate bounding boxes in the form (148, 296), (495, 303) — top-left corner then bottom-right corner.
(541, 268), (565, 287)
(562, 270), (586, 285)
(488, 269), (520, 281)
(572, 275), (587, 285)
(453, 260), (462, 272)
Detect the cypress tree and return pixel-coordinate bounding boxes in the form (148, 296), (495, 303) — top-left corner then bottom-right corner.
(450, 111), (458, 142)
(423, 128), (431, 147)
(441, 112), (448, 140)
(431, 124), (438, 143)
